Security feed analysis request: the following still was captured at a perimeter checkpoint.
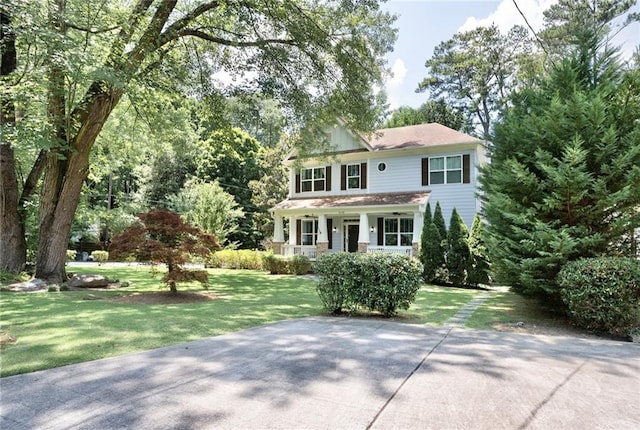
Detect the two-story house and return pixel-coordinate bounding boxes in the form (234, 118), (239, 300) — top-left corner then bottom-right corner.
(271, 121), (486, 259)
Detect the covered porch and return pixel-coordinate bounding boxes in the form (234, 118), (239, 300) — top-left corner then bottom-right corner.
(271, 192), (430, 259)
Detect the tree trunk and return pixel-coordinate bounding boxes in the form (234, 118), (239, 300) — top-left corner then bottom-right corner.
(35, 88), (122, 283)
(0, 9), (27, 273)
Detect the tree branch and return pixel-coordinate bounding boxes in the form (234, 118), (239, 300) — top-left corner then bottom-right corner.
(64, 22), (120, 34)
(174, 29), (297, 47)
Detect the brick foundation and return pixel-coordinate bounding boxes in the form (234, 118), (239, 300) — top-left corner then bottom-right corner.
(357, 242), (369, 253)
(316, 242), (329, 257)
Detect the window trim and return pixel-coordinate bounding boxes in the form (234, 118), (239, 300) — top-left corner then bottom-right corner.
(301, 219), (318, 246)
(383, 217), (414, 246)
(346, 163), (361, 189)
(300, 166), (326, 192)
(422, 154), (470, 186)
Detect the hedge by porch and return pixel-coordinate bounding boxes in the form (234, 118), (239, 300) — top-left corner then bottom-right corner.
(314, 252), (423, 316)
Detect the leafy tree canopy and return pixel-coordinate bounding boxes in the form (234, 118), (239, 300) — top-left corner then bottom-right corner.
(383, 100), (467, 131)
(417, 25), (534, 139)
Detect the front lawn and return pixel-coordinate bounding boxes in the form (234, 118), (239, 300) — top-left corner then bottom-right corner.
(0, 266), (322, 377)
(1, 264), (575, 377)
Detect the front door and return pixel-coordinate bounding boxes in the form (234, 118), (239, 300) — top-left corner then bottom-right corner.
(345, 224), (359, 252)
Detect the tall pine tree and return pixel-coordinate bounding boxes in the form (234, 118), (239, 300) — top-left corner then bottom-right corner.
(480, 23), (640, 298)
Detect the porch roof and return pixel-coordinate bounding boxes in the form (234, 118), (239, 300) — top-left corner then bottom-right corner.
(272, 191), (430, 211)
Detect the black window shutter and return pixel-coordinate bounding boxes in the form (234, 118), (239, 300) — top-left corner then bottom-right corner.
(463, 154), (471, 184)
(295, 173), (301, 193)
(360, 162), (367, 189)
(296, 220), (301, 245)
(377, 217), (384, 245)
(421, 158), (429, 186)
(327, 219), (333, 249)
(341, 165), (347, 190)
(326, 166), (332, 191)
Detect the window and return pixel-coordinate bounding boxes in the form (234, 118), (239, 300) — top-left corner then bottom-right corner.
(384, 217), (413, 246)
(301, 220), (318, 245)
(347, 164), (360, 189)
(301, 167), (326, 192)
(429, 155), (462, 185)
(377, 162), (387, 172)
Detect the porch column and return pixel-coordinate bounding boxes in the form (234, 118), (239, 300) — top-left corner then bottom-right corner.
(412, 211), (423, 257)
(316, 214), (329, 257)
(358, 212), (370, 253)
(272, 214), (285, 255)
(288, 217), (297, 246)
(273, 215), (285, 242)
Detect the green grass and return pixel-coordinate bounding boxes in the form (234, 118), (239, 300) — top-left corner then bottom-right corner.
(466, 291), (564, 330)
(0, 266), (323, 377)
(399, 285), (481, 325)
(1, 264), (549, 377)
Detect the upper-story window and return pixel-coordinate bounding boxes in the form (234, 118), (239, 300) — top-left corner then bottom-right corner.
(301, 167), (326, 192)
(341, 162), (367, 190)
(422, 154), (470, 186)
(384, 217), (413, 246)
(347, 164), (361, 189)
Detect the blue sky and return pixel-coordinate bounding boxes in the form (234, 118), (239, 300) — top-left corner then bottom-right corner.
(382, 0), (640, 109)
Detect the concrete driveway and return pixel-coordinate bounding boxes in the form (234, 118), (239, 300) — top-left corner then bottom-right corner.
(1, 317), (638, 429)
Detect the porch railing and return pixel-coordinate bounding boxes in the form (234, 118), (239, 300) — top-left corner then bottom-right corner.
(366, 246), (413, 256)
(282, 245), (318, 260)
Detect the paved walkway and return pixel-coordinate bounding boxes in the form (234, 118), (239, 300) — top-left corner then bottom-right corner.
(2, 317), (638, 429)
(444, 290), (491, 327)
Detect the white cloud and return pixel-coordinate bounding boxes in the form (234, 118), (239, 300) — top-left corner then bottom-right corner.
(459, 0), (557, 34)
(385, 58), (408, 109)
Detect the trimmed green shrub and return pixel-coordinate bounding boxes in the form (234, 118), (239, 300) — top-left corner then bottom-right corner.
(66, 250), (77, 262)
(446, 208), (470, 286)
(315, 252), (423, 316)
(420, 222), (445, 283)
(209, 249), (267, 270)
(263, 254), (311, 275)
(558, 257), (640, 337)
(314, 253), (357, 313)
(91, 251), (109, 264)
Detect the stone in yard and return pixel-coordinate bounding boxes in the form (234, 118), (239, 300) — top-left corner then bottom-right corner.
(68, 274), (110, 288)
(6, 278), (48, 293)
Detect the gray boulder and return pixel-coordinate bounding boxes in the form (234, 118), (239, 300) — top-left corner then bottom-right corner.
(68, 274), (110, 288)
(6, 278), (48, 293)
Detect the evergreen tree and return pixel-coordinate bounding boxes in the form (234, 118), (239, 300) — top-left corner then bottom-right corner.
(433, 202), (447, 244)
(419, 202), (445, 282)
(467, 214), (491, 286)
(480, 22), (640, 298)
(446, 208), (471, 286)
(421, 222), (445, 283)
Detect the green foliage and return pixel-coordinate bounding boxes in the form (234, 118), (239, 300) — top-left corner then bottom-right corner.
(432, 202), (447, 244)
(314, 252), (423, 317)
(168, 180), (243, 247)
(263, 254), (311, 275)
(446, 208), (471, 286)
(90, 251), (109, 264)
(467, 214), (491, 286)
(418, 25), (534, 138)
(209, 250), (268, 270)
(420, 222), (445, 283)
(66, 250), (77, 262)
(109, 210), (220, 293)
(384, 100), (466, 131)
(558, 258), (640, 336)
(481, 30), (640, 298)
(195, 128), (263, 248)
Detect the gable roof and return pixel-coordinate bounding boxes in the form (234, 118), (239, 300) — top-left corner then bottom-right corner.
(368, 123), (481, 151)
